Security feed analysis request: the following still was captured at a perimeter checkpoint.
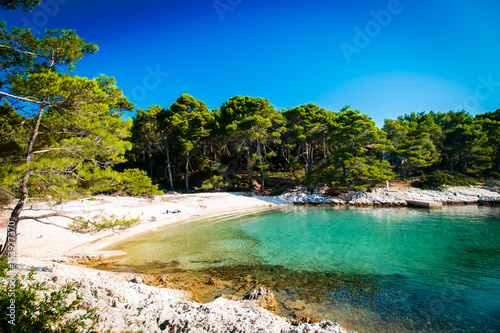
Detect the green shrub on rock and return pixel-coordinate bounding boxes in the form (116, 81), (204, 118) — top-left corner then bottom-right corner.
(0, 259), (97, 332)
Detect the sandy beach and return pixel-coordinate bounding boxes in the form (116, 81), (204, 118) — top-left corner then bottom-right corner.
(3, 192), (291, 259)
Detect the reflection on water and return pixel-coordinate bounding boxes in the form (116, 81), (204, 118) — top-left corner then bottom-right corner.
(103, 205), (500, 333)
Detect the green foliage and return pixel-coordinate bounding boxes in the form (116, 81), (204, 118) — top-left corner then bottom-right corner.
(308, 107), (395, 190)
(128, 105), (164, 180)
(0, 102), (26, 160)
(79, 168), (162, 197)
(162, 95), (215, 191)
(217, 96), (285, 191)
(68, 213), (143, 232)
(475, 109), (500, 173)
(0, 0), (41, 12)
(282, 104), (332, 172)
(0, 23), (98, 75)
(384, 113), (440, 178)
(0, 259), (97, 332)
(195, 175), (230, 192)
(434, 111), (489, 174)
(119, 169), (162, 196)
(413, 171), (478, 190)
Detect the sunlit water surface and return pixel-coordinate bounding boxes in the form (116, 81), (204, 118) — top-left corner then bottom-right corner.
(104, 206), (500, 333)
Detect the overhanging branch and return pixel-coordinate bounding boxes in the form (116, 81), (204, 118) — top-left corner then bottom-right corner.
(0, 91), (43, 104)
(18, 212), (95, 234)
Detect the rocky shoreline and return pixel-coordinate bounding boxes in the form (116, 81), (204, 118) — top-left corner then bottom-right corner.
(278, 185), (500, 206)
(14, 257), (354, 333)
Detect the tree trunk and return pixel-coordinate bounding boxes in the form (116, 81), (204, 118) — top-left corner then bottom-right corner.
(257, 138), (264, 192)
(496, 149), (500, 171)
(145, 134), (154, 179)
(304, 142), (310, 171)
(310, 145), (314, 171)
(0, 173), (28, 258)
(165, 144), (173, 191)
(185, 151), (190, 192)
(0, 104), (45, 258)
(247, 145), (254, 192)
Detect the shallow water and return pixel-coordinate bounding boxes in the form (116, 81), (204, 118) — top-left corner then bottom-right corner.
(103, 205), (500, 333)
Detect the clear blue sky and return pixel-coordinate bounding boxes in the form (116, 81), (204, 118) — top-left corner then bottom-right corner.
(2, 0), (500, 126)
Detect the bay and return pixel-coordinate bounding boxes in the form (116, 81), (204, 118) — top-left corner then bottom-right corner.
(104, 205), (500, 333)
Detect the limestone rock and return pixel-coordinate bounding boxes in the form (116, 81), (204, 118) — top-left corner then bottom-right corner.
(279, 185), (500, 206)
(244, 287), (278, 312)
(15, 257), (356, 332)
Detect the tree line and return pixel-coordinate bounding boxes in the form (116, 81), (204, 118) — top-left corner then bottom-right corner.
(126, 96), (500, 192)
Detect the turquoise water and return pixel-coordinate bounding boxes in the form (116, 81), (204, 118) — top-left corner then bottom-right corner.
(105, 206), (500, 333)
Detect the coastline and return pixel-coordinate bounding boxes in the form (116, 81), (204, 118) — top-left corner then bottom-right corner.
(4, 186), (499, 259)
(2, 187), (500, 332)
(3, 192), (291, 259)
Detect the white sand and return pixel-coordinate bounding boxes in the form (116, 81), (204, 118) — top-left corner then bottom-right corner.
(1, 192), (292, 258)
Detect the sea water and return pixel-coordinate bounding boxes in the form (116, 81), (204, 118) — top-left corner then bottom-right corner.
(104, 205), (500, 333)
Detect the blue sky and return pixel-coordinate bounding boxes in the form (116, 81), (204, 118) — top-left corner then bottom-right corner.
(2, 0), (500, 126)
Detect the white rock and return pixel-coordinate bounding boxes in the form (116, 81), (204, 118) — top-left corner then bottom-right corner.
(15, 257), (355, 333)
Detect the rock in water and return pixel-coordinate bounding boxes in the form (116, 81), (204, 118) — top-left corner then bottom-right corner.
(244, 287), (278, 312)
(64, 250), (127, 266)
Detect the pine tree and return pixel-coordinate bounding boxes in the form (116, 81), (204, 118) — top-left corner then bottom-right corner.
(311, 107), (394, 190)
(218, 96), (284, 192)
(0, 25), (135, 258)
(383, 113), (439, 179)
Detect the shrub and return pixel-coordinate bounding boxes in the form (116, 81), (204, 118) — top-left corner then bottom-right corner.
(414, 171), (478, 190)
(0, 259), (97, 332)
(68, 213), (142, 233)
(195, 175), (230, 192)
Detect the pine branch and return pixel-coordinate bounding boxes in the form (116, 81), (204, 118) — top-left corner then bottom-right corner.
(18, 212), (98, 234)
(0, 90), (44, 104)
